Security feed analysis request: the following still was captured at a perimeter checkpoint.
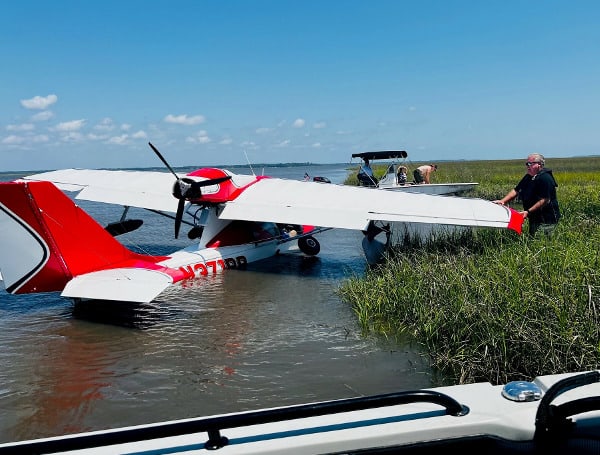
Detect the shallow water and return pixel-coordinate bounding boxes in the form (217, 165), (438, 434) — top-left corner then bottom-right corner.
(0, 164), (433, 443)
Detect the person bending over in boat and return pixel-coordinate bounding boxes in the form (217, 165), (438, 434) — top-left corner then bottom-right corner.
(413, 164), (437, 184)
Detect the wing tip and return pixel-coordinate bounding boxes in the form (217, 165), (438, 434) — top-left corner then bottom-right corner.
(507, 208), (525, 235)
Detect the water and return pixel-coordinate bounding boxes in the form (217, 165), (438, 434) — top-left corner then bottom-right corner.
(0, 164), (432, 443)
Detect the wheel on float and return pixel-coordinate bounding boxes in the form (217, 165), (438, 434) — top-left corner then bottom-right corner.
(298, 235), (320, 256)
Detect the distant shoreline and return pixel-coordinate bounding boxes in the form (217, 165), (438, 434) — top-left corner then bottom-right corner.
(3, 155), (598, 178)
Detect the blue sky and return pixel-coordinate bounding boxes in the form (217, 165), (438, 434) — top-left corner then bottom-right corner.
(1, 1), (599, 171)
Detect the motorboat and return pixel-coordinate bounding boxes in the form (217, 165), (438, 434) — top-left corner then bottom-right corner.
(1, 370), (599, 454)
(352, 150), (478, 195)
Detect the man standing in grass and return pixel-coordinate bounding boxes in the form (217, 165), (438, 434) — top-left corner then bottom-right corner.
(494, 153), (561, 236)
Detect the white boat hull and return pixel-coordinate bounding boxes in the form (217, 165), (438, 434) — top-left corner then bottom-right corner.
(2, 370), (599, 454)
(376, 166), (478, 195)
(379, 182), (479, 195)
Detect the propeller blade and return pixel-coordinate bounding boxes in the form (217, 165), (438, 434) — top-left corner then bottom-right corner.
(149, 142), (179, 179)
(174, 199), (185, 239)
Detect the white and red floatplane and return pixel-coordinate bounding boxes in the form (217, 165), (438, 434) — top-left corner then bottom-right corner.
(0, 143), (523, 305)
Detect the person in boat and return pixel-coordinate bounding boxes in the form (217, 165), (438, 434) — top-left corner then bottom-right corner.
(397, 166), (408, 185)
(413, 164), (437, 184)
(494, 153), (560, 236)
(357, 158), (378, 186)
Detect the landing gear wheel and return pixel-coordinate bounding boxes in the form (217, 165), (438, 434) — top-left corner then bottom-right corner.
(298, 235), (320, 256)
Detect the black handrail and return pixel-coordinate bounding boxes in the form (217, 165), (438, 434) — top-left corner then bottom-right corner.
(0, 389), (468, 454)
(534, 370), (600, 441)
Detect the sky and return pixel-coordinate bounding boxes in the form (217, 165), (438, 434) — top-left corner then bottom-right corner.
(1, 1), (599, 171)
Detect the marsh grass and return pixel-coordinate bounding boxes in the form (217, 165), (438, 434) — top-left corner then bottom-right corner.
(339, 156), (600, 385)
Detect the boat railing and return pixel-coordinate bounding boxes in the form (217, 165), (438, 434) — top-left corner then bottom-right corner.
(0, 389), (468, 454)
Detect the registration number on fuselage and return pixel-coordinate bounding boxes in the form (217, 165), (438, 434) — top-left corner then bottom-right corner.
(178, 256), (248, 279)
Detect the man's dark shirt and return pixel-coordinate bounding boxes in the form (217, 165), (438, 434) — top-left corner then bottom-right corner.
(515, 169), (561, 224)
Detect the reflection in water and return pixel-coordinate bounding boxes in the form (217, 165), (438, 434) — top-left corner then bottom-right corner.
(72, 301), (167, 329)
(1, 316), (120, 440)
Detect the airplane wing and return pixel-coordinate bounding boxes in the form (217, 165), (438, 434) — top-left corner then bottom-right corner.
(22, 168), (523, 234)
(22, 169), (180, 213)
(218, 178), (523, 233)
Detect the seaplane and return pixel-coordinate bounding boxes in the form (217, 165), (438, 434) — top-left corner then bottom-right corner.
(352, 150), (479, 195)
(0, 143), (524, 305)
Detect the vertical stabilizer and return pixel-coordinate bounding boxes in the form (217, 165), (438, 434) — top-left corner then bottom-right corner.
(0, 181), (146, 295)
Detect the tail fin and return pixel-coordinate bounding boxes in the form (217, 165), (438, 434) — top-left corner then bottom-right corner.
(0, 181), (149, 295)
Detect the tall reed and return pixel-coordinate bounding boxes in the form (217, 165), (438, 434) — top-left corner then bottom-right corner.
(339, 156), (600, 385)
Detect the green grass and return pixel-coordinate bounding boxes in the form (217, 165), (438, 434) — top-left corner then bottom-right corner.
(338, 156), (600, 385)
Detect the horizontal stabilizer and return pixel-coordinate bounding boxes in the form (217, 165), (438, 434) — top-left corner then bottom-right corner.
(62, 269), (173, 303)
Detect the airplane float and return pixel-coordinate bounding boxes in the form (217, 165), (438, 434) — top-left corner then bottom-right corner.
(0, 143), (524, 305)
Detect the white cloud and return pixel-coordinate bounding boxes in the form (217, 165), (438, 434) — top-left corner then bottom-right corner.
(186, 130), (211, 144)
(220, 137), (233, 145)
(21, 94), (58, 110)
(312, 142), (322, 148)
(292, 118), (305, 128)
(108, 134), (129, 144)
(61, 132), (84, 142)
(31, 134), (49, 143)
(94, 118), (115, 131)
(313, 122), (326, 129)
(2, 134), (49, 146)
(256, 127), (272, 134)
(121, 123), (132, 131)
(275, 139), (291, 147)
(87, 133), (108, 141)
(240, 140), (258, 149)
(132, 130), (147, 139)
(55, 119), (86, 132)
(2, 135), (25, 145)
(7, 123), (34, 132)
(164, 114), (205, 125)
(32, 111), (54, 122)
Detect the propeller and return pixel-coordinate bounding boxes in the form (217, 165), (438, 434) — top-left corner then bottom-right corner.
(148, 142), (231, 239)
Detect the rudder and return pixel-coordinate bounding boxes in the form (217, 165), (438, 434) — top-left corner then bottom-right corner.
(0, 181), (144, 295)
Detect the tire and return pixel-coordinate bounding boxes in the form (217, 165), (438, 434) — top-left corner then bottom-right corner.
(298, 235), (320, 256)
